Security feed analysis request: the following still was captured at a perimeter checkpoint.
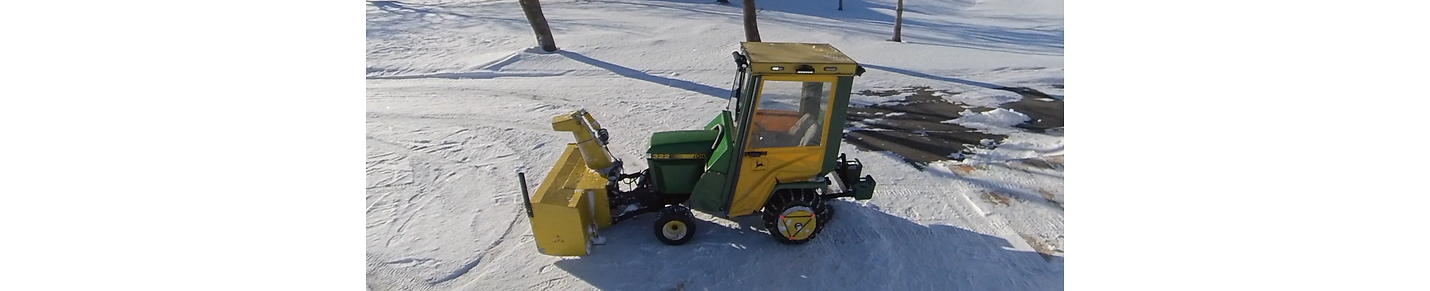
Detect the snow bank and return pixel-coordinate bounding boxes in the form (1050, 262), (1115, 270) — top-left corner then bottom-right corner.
(937, 88), (1023, 108)
(943, 108), (1031, 133)
(953, 131), (1063, 164)
(849, 91), (916, 107)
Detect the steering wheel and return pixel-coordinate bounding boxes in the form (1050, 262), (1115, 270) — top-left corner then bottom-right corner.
(750, 120), (775, 146)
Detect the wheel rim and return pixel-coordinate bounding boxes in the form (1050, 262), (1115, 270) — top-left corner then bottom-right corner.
(776, 206), (818, 240)
(662, 220), (688, 241)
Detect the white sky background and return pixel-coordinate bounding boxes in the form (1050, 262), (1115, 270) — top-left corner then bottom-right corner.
(4, 0), (1430, 290)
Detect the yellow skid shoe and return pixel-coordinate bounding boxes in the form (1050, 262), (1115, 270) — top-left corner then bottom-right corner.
(518, 110), (616, 256)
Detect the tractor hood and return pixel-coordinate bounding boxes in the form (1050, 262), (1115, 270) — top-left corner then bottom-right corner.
(646, 129), (721, 195)
(646, 129), (720, 158)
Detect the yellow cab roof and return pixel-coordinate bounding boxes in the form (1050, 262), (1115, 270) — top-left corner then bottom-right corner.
(741, 42), (857, 65)
(740, 42), (860, 75)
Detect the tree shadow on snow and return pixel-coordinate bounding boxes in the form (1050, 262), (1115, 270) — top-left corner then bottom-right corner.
(557, 51), (730, 99)
(552, 200), (1062, 291)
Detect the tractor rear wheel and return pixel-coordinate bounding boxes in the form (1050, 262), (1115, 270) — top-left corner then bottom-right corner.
(653, 205), (696, 245)
(762, 189), (828, 245)
(818, 202), (834, 226)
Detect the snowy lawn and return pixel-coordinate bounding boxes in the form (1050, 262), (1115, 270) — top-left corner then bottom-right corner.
(367, 0), (1063, 290)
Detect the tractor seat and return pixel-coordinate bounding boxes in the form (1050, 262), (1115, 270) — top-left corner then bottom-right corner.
(791, 113), (823, 146)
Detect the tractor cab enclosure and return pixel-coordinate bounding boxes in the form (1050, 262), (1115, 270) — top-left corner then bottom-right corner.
(674, 42), (875, 218)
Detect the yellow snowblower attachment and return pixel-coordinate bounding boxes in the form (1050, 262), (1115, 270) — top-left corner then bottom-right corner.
(517, 110), (616, 256)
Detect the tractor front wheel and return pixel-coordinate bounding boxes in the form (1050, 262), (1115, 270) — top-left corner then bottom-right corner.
(652, 205), (696, 245)
(762, 189), (828, 245)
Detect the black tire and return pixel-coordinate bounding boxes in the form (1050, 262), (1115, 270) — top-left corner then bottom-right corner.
(653, 205), (696, 245)
(761, 188), (828, 245)
(818, 201), (834, 226)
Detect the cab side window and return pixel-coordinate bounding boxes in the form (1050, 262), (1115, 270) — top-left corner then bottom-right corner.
(749, 81), (832, 149)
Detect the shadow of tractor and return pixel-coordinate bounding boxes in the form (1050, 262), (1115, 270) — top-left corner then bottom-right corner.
(553, 200), (1062, 291)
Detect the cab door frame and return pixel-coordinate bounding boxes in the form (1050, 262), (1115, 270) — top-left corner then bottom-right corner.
(722, 73), (842, 217)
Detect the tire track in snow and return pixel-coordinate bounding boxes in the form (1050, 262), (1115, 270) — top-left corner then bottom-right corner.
(528, 278), (568, 291)
(365, 128), (534, 169)
(367, 149), (415, 190)
(942, 162), (1064, 261)
(367, 182), (415, 190)
(367, 120), (558, 289)
(365, 83), (589, 111)
(838, 181), (1060, 290)
(367, 113), (555, 134)
(383, 257), (436, 266)
(382, 154), (444, 248)
(368, 253), (433, 291)
(429, 211), (524, 286)
(427, 257), (483, 285)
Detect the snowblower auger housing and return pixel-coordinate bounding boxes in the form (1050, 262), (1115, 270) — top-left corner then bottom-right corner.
(517, 42), (877, 256)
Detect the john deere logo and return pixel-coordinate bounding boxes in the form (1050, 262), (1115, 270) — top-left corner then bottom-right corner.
(649, 153), (708, 160)
(753, 159), (766, 171)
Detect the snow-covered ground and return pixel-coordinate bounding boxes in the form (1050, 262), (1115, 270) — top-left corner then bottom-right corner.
(367, 0), (1063, 290)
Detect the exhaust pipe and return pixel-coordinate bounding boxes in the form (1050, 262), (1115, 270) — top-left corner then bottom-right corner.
(518, 172), (534, 218)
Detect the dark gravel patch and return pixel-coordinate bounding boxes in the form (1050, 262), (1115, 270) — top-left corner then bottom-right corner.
(841, 86), (1063, 168)
(995, 86), (1064, 131)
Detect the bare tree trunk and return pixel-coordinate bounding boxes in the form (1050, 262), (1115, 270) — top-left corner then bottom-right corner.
(519, 0), (558, 52)
(891, 0), (904, 42)
(839, 0), (844, 11)
(799, 82), (823, 115)
(742, 0), (761, 42)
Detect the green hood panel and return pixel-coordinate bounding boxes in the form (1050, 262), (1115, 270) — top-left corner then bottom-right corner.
(647, 130), (720, 157)
(645, 128), (720, 195)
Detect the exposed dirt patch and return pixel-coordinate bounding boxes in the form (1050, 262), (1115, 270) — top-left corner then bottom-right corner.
(1013, 154), (1064, 171)
(980, 191), (1013, 206)
(950, 164), (977, 175)
(1037, 188), (1063, 209)
(1038, 189), (1059, 203)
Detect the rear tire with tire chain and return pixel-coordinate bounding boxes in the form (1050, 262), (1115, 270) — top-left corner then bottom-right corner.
(762, 188), (829, 245)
